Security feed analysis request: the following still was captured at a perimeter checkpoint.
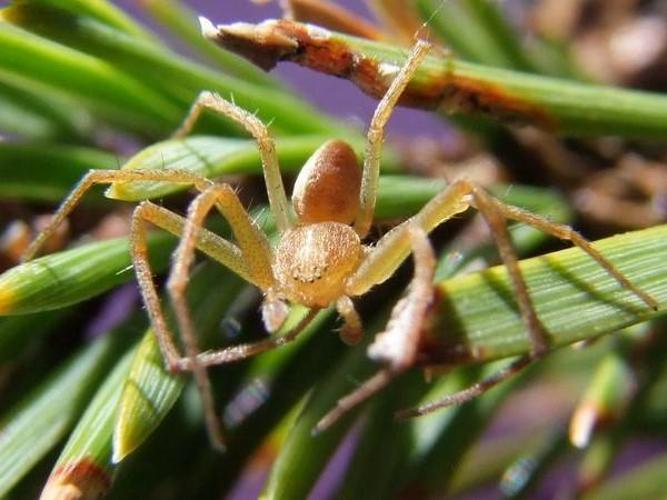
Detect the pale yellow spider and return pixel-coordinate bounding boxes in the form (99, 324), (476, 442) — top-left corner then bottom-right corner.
(23, 41), (656, 449)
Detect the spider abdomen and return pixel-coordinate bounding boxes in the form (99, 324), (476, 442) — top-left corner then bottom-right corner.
(291, 140), (362, 225)
(274, 222), (362, 307)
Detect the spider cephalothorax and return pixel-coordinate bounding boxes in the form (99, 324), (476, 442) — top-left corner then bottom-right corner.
(274, 222), (363, 307)
(23, 40), (656, 449)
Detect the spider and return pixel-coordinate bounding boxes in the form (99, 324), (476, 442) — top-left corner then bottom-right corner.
(23, 41), (656, 450)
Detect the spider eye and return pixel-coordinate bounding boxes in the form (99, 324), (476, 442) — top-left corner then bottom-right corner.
(292, 140), (361, 224)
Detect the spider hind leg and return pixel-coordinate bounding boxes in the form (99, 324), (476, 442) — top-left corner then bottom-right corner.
(395, 355), (535, 420)
(393, 182), (658, 420)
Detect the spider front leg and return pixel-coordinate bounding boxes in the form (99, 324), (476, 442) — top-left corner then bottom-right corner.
(131, 181), (296, 450)
(130, 201), (229, 449)
(129, 200), (251, 368)
(315, 226), (436, 433)
(321, 179), (656, 430)
(161, 182), (298, 370)
(366, 226), (437, 371)
(354, 39), (431, 238)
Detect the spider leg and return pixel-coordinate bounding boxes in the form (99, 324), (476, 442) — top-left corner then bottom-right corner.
(345, 179), (471, 298)
(164, 183), (277, 449)
(394, 355), (534, 419)
(22, 168), (278, 450)
(174, 91), (292, 233)
(129, 194), (314, 448)
(129, 201), (226, 449)
(343, 179), (655, 421)
(130, 200), (256, 363)
(366, 226), (436, 370)
(483, 193), (658, 311)
(335, 296), (363, 345)
(354, 40), (431, 238)
(314, 369), (396, 436)
(175, 308), (319, 369)
(470, 184), (549, 355)
(315, 226), (435, 433)
(21, 169), (211, 262)
(134, 202), (254, 284)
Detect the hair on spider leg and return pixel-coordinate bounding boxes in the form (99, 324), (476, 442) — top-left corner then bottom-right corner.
(416, 0), (454, 41)
(231, 183), (243, 197)
(115, 263), (134, 277)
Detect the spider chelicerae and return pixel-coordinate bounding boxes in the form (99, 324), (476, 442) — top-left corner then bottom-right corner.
(23, 41), (656, 449)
